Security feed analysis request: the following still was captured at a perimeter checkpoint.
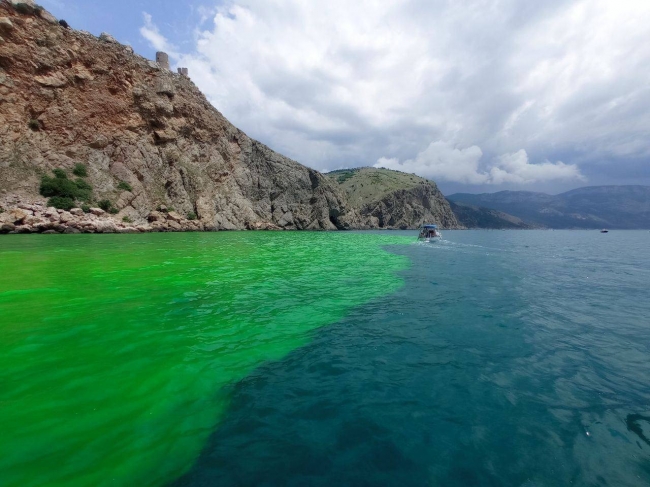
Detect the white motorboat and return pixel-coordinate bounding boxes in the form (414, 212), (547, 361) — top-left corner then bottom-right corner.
(418, 224), (442, 242)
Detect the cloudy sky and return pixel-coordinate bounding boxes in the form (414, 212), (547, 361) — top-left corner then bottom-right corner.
(40, 0), (650, 194)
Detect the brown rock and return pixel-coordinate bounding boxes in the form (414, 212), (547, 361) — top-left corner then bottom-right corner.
(70, 208), (84, 216)
(58, 211), (73, 223)
(0, 223), (15, 233)
(147, 211), (164, 222)
(94, 220), (116, 233)
(90, 208), (105, 216)
(35, 221), (55, 232)
(150, 222), (166, 232)
(99, 32), (118, 44)
(64, 227), (81, 234)
(38, 9), (58, 25)
(34, 72), (68, 88)
(89, 135), (109, 149)
(0, 17), (13, 33)
(8, 208), (28, 224)
(154, 129), (177, 143)
(155, 78), (175, 97)
(166, 211), (182, 222)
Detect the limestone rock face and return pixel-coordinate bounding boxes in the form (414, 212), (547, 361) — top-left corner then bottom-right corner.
(0, 2), (355, 231)
(98, 32), (118, 44)
(0, 17), (13, 32)
(358, 185), (460, 230)
(327, 168), (461, 229)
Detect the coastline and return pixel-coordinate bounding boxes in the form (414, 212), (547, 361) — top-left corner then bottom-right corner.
(0, 199), (464, 234)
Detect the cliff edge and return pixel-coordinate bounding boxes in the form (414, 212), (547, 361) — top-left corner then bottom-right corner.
(0, 1), (360, 233)
(326, 168), (461, 229)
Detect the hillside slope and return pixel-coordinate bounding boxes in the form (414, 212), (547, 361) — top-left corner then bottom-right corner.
(326, 168), (460, 229)
(0, 1), (362, 232)
(448, 200), (537, 229)
(448, 186), (650, 229)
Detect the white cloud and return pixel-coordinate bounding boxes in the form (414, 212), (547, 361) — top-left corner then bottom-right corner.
(376, 143), (584, 185)
(489, 150), (585, 184)
(140, 12), (178, 57)
(376, 141), (487, 185)
(140, 0), (650, 189)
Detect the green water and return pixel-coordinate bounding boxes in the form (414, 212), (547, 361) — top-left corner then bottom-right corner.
(0, 232), (410, 487)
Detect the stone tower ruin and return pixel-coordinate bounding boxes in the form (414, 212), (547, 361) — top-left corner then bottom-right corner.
(156, 51), (170, 70)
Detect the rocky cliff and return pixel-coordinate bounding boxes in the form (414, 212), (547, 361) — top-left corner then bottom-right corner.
(0, 0), (361, 233)
(326, 168), (461, 229)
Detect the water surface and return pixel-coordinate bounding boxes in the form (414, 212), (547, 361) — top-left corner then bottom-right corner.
(0, 232), (408, 486)
(1, 230), (649, 486)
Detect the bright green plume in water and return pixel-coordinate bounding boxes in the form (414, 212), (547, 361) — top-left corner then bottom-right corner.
(0, 232), (410, 487)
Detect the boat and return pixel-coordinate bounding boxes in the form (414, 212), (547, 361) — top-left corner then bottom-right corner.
(601, 229), (609, 233)
(418, 224), (442, 242)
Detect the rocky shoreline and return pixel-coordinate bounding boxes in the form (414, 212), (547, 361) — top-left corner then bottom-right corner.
(0, 199), (217, 234)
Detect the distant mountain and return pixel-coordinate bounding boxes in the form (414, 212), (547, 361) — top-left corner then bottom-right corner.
(447, 186), (650, 229)
(447, 200), (537, 229)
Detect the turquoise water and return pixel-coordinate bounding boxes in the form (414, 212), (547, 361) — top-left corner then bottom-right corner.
(1, 231), (650, 486)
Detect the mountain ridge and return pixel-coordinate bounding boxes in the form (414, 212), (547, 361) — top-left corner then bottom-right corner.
(448, 186), (650, 229)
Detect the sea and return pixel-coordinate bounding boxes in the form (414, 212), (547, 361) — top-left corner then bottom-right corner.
(0, 230), (649, 487)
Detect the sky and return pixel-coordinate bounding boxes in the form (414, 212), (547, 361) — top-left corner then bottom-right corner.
(38, 0), (650, 195)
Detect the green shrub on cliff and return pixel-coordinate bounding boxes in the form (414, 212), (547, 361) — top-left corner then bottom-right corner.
(73, 164), (88, 177)
(117, 181), (132, 192)
(40, 176), (77, 199)
(187, 212), (197, 221)
(53, 168), (67, 179)
(14, 3), (35, 15)
(73, 179), (92, 201)
(98, 200), (119, 214)
(47, 196), (75, 211)
(40, 169), (93, 208)
(97, 200), (112, 212)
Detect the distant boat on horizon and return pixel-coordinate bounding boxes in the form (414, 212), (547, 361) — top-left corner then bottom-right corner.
(601, 229), (609, 233)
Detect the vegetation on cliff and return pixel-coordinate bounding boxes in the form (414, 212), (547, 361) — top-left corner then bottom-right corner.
(326, 167), (460, 229)
(39, 168), (92, 210)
